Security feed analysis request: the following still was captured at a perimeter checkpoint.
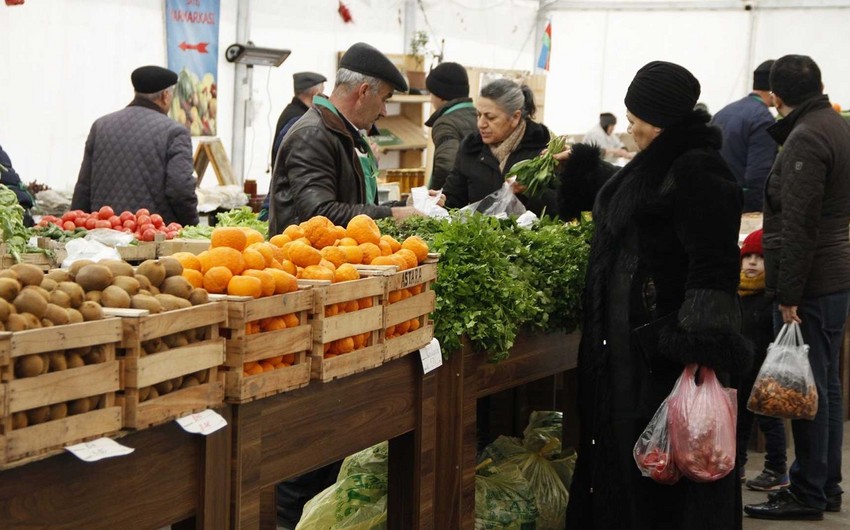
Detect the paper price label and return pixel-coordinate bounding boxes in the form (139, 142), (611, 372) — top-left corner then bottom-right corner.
(66, 438), (135, 462)
(177, 409), (227, 435)
(419, 338), (443, 374)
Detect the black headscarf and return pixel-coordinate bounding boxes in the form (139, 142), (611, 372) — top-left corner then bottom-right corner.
(624, 61), (701, 128)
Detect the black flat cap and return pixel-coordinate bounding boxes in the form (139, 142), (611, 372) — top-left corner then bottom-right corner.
(426, 62), (469, 100)
(293, 72), (327, 93)
(131, 65), (178, 94)
(624, 61), (701, 128)
(753, 60), (774, 91)
(339, 42), (408, 92)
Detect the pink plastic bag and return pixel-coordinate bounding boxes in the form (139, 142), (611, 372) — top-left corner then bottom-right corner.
(667, 364), (737, 483)
(633, 395), (682, 485)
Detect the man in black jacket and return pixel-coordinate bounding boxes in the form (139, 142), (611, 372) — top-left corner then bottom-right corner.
(271, 71), (326, 166)
(745, 55), (850, 521)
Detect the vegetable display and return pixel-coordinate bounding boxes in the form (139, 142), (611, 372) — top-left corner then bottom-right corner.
(0, 184), (43, 263)
(38, 207), (182, 241)
(507, 135), (568, 198)
(179, 207), (268, 240)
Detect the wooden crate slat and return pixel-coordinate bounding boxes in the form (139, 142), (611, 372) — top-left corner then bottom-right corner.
(385, 324), (433, 362)
(319, 277), (385, 306)
(156, 238), (211, 256)
(227, 326), (311, 365)
(0, 384), (6, 418)
(2, 407), (122, 464)
(8, 361), (120, 413)
(385, 290), (435, 327)
(4, 319), (122, 358)
(124, 339), (224, 388)
(313, 306), (383, 343)
(125, 377), (224, 429)
(127, 302), (226, 344)
(224, 290), (313, 326)
(385, 263), (437, 291)
(225, 360), (311, 403)
(117, 243), (157, 261)
(310, 344), (385, 383)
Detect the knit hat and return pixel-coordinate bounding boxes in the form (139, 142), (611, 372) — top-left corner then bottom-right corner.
(741, 229), (763, 258)
(293, 72), (326, 94)
(339, 42), (408, 93)
(131, 66), (178, 94)
(426, 62), (469, 100)
(753, 60), (774, 91)
(624, 61), (701, 128)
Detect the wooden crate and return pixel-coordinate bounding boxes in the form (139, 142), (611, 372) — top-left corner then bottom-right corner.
(116, 242), (157, 262)
(156, 238), (211, 257)
(219, 289), (313, 403)
(110, 302), (226, 429)
(359, 260), (437, 361)
(0, 248), (61, 271)
(303, 276), (386, 382)
(0, 319), (123, 465)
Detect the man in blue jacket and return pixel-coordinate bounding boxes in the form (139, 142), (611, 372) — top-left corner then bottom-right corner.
(711, 60), (777, 212)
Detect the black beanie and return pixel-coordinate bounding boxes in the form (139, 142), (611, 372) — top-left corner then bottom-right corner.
(753, 60), (774, 91)
(131, 66), (178, 94)
(624, 61), (701, 128)
(426, 62), (469, 100)
(339, 42), (408, 93)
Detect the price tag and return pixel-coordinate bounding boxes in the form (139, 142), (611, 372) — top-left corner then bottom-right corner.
(66, 438), (134, 462)
(419, 338), (443, 374)
(177, 409), (227, 435)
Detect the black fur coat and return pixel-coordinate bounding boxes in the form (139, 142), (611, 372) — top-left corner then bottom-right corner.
(559, 110), (752, 530)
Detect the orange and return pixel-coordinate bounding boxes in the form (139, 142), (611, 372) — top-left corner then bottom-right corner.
(260, 317), (287, 332)
(396, 249), (418, 270)
(242, 248), (266, 271)
(381, 234), (401, 253)
(377, 240), (392, 256)
(339, 245), (363, 264)
(266, 268), (298, 294)
(346, 214), (381, 245)
(243, 269), (275, 297)
(282, 313), (300, 328)
(171, 252), (202, 272)
(337, 237), (358, 247)
(324, 303), (339, 317)
(333, 225), (347, 240)
(269, 234), (292, 248)
(282, 353), (296, 364)
(359, 242), (381, 264)
(370, 255), (397, 267)
(400, 288), (412, 300)
(259, 361), (276, 372)
(244, 362), (264, 376)
(241, 228), (264, 246)
(334, 337), (355, 354)
(203, 266), (233, 294)
(197, 250), (212, 274)
(396, 319), (411, 335)
(283, 225), (306, 241)
(320, 246), (347, 268)
(287, 242), (322, 268)
(182, 269), (204, 288)
(323, 342), (332, 354)
(300, 215), (337, 249)
(409, 318), (421, 331)
(248, 242), (278, 267)
(353, 333), (366, 350)
(211, 227), (247, 251)
(357, 297), (373, 310)
(388, 290), (402, 304)
(385, 324), (396, 337)
(343, 300), (359, 313)
(280, 260), (297, 276)
(334, 263), (360, 283)
(402, 236), (429, 264)
(267, 355), (285, 365)
(386, 253), (409, 271)
(209, 246), (245, 275)
(319, 259), (337, 272)
(410, 283), (424, 295)
(301, 265), (335, 282)
(227, 275), (262, 298)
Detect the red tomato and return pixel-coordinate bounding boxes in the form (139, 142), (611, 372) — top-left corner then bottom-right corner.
(123, 220), (136, 230)
(98, 206), (114, 220)
(84, 217), (97, 230)
(166, 222), (182, 232)
(136, 208), (150, 217)
(94, 220), (112, 229)
(119, 211), (135, 222)
(62, 221), (76, 231)
(42, 215), (58, 223)
(150, 214), (164, 228)
(136, 215), (151, 227)
(138, 222), (154, 233)
(166, 230), (178, 239)
(141, 228), (157, 241)
(37, 219), (49, 227)
(74, 217), (87, 227)
(61, 211), (76, 222)
(107, 215), (120, 226)
(123, 228), (134, 235)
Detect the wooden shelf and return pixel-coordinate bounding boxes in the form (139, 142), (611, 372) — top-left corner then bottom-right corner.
(388, 94), (431, 104)
(374, 115), (427, 151)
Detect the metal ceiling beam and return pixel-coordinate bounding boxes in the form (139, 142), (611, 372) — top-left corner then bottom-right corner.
(540, 0), (850, 12)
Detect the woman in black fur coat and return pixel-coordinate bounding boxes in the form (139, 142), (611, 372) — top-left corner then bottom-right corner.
(558, 61), (753, 529)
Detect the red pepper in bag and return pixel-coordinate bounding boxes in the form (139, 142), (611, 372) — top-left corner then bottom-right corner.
(634, 396), (682, 485)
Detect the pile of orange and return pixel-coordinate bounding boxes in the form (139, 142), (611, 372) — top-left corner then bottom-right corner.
(242, 313), (303, 374)
(385, 285), (426, 340)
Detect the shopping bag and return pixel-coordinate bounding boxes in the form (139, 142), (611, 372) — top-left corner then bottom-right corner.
(747, 322), (818, 420)
(667, 364), (737, 482)
(633, 396), (682, 485)
(459, 181), (526, 218)
(474, 459), (538, 530)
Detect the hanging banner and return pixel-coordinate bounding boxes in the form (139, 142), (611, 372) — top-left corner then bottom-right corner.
(537, 19), (551, 72)
(165, 0), (220, 136)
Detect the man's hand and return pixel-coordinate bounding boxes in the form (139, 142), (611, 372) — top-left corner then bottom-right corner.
(391, 206), (422, 220)
(428, 189), (446, 207)
(779, 304), (801, 324)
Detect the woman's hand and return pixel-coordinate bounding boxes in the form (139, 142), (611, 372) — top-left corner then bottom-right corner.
(428, 189), (446, 207)
(509, 180), (527, 195)
(779, 304), (801, 324)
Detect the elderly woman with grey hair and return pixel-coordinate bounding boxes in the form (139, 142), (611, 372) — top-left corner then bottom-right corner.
(442, 78), (561, 218)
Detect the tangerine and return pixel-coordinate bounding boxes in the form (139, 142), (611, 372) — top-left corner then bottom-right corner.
(300, 216), (337, 248)
(182, 269), (204, 289)
(243, 269), (275, 297)
(346, 214), (381, 245)
(339, 245), (364, 264)
(265, 268), (298, 294)
(334, 263), (360, 283)
(211, 227), (247, 251)
(301, 265), (335, 282)
(269, 234), (292, 248)
(381, 234), (401, 253)
(171, 252), (202, 271)
(209, 246), (245, 275)
(288, 242), (322, 268)
(402, 235), (429, 263)
(203, 266), (233, 294)
(396, 249), (418, 270)
(359, 242), (381, 264)
(227, 275), (262, 298)
(242, 248), (266, 271)
(321, 246), (347, 268)
(282, 225), (306, 240)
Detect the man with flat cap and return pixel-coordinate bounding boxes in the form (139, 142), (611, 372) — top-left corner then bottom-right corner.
(72, 65), (199, 226)
(424, 61), (477, 190)
(269, 42), (423, 233)
(271, 71), (327, 165)
(711, 59), (778, 212)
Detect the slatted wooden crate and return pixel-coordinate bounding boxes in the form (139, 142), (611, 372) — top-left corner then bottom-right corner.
(218, 289), (313, 403)
(109, 302), (226, 429)
(0, 318), (123, 466)
(358, 258), (437, 361)
(156, 238), (211, 257)
(302, 276), (386, 382)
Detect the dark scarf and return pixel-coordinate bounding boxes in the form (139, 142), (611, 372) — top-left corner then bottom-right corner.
(128, 95), (167, 115)
(767, 94), (831, 145)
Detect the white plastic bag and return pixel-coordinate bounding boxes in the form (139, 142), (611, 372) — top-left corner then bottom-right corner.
(410, 186), (449, 219)
(61, 238), (121, 268)
(460, 181), (526, 218)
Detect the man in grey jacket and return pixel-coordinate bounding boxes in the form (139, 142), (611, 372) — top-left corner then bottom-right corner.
(72, 65), (199, 226)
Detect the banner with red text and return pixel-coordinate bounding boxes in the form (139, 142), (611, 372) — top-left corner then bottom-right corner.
(166, 0), (220, 136)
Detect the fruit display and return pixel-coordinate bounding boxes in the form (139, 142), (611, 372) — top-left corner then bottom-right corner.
(170, 68), (217, 137)
(38, 207), (182, 241)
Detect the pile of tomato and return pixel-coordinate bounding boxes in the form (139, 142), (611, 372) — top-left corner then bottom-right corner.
(38, 207), (182, 241)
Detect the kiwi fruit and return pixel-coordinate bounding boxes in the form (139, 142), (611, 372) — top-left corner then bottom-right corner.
(111, 276), (140, 296)
(136, 260), (167, 288)
(12, 411), (28, 429)
(50, 402), (68, 420)
(0, 298), (12, 321)
(40, 277), (58, 292)
(0, 277), (21, 302)
(83, 347), (105, 365)
(181, 376), (201, 389)
(40, 318), (54, 327)
(21, 312), (42, 329)
(44, 303), (71, 325)
(67, 259), (94, 278)
(135, 274), (152, 291)
(99, 259), (134, 278)
(57, 282), (85, 308)
(27, 406), (51, 425)
(84, 290), (102, 304)
(75, 264), (114, 292)
(147, 387), (160, 401)
(14, 289), (48, 318)
(67, 308), (84, 324)
(159, 256), (183, 278)
(15, 354), (44, 378)
(156, 294), (191, 311)
(0, 269), (19, 281)
(0, 321), (4, 331)
(48, 289), (72, 308)
(138, 386), (152, 402)
(45, 269), (71, 283)
(67, 352), (86, 369)
(5, 313), (27, 331)
(161, 276), (192, 299)
(68, 397), (93, 415)
(188, 288), (209, 306)
(10, 263), (45, 287)
(131, 294), (163, 314)
(79, 301), (104, 321)
(163, 333), (189, 348)
(154, 380), (173, 395)
(147, 286), (161, 296)
(48, 351), (68, 371)
(101, 285), (131, 309)
(195, 370), (209, 384)
(142, 338), (163, 355)
(24, 284), (51, 302)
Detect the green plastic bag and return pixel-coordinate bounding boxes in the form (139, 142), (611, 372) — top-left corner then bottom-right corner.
(339, 442), (388, 478)
(295, 473), (387, 530)
(474, 460), (538, 530)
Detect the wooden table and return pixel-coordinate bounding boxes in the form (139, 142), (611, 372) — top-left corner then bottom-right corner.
(433, 330), (580, 530)
(230, 354), (436, 530)
(0, 407), (231, 529)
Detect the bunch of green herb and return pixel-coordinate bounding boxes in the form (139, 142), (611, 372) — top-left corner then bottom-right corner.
(0, 184), (45, 262)
(507, 135), (567, 198)
(178, 207), (269, 239)
(376, 216), (445, 246)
